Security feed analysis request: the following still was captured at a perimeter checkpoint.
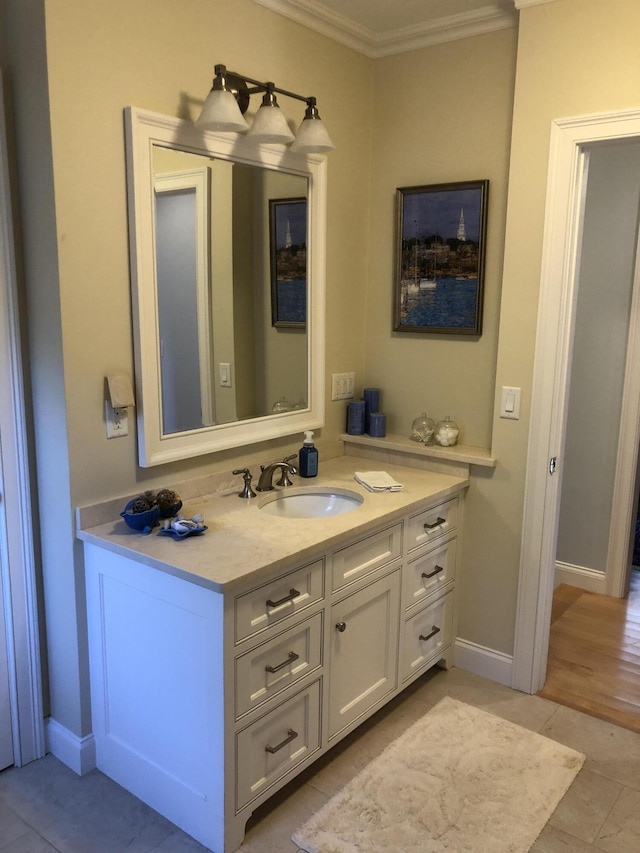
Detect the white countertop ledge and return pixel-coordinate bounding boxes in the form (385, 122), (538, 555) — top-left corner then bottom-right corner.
(76, 456), (468, 593)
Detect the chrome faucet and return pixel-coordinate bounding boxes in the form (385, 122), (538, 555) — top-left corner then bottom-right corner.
(256, 455), (298, 491)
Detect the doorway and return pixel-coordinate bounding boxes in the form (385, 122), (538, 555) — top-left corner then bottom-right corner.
(512, 108), (640, 696)
(555, 141), (640, 594)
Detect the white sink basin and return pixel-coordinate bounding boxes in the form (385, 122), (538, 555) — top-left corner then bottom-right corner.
(258, 487), (364, 519)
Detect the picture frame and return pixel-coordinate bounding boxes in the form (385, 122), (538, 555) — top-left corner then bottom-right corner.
(393, 180), (489, 335)
(269, 197), (307, 329)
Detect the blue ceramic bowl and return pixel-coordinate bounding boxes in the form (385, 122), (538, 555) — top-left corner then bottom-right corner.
(120, 500), (160, 534)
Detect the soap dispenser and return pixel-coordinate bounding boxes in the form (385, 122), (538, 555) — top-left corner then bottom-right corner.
(299, 431), (318, 478)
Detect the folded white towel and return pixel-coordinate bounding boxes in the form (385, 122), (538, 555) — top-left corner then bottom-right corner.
(355, 471), (404, 492)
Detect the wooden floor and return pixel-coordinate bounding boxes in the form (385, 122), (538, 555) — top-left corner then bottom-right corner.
(538, 570), (640, 732)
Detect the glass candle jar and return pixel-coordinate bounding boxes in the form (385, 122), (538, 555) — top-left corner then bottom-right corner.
(410, 412), (435, 446)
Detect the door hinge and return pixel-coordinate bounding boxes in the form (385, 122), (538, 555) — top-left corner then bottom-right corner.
(549, 456), (557, 475)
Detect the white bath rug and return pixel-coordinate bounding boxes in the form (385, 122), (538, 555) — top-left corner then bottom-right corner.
(293, 696), (584, 853)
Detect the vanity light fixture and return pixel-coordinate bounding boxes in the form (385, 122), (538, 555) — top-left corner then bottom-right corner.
(196, 64), (335, 154)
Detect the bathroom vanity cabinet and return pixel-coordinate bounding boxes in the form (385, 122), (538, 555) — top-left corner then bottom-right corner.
(79, 460), (466, 853)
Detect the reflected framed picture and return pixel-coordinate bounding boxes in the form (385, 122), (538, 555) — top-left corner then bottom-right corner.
(269, 197), (307, 329)
(393, 180), (489, 335)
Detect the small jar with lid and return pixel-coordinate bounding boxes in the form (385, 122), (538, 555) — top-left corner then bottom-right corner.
(410, 412), (435, 446)
(435, 415), (459, 447)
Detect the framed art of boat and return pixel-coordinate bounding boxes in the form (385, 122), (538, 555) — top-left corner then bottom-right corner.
(393, 180), (488, 335)
(270, 196), (307, 329)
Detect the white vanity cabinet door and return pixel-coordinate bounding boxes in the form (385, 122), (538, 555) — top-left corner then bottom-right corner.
(236, 680), (321, 811)
(403, 535), (456, 611)
(407, 497), (458, 553)
(402, 590), (453, 681)
(235, 613), (323, 719)
(328, 570), (400, 740)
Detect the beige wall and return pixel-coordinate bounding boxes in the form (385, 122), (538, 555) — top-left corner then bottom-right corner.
(366, 29), (518, 652)
(366, 29), (517, 447)
(474, 0), (640, 654)
(44, 0), (372, 503)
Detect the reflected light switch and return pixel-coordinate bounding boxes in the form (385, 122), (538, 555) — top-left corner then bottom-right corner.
(500, 386), (521, 420)
(219, 363), (232, 388)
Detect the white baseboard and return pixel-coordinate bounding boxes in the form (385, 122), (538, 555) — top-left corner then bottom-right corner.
(45, 717), (96, 776)
(554, 561), (606, 593)
(454, 638), (513, 687)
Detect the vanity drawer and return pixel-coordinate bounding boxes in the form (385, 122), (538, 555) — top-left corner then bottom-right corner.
(235, 559), (324, 644)
(235, 613), (323, 719)
(236, 680), (321, 811)
(407, 498), (458, 552)
(402, 590), (453, 681)
(403, 536), (456, 612)
(331, 523), (402, 592)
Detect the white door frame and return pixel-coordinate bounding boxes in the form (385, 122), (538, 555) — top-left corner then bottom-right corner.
(512, 108), (640, 694)
(0, 72), (45, 765)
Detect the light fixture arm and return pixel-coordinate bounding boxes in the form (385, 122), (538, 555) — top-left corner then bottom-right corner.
(214, 64), (315, 114)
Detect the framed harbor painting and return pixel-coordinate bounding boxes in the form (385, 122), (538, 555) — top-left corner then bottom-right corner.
(393, 180), (489, 335)
(269, 197), (307, 329)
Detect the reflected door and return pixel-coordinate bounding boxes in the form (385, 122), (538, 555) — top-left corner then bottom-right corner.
(155, 170), (213, 434)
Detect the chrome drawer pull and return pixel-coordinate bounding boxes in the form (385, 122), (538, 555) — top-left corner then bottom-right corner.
(423, 517), (446, 530)
(421, 565), (444, 580)
(265, 728), (298, 754)
(265, 651), (300, 674)
(419, 625), (441, 642)
(266, 588), (300, 608)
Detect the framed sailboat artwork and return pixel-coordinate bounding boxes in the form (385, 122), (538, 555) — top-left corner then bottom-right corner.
(393, 180), (488, 335)
(269, 197), (307, 329)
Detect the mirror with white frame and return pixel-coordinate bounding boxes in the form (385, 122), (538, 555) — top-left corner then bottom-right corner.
(125, 107), (326, 466)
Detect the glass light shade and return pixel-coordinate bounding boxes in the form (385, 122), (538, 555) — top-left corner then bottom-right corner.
(196, 89), (249, 132)
(291, 117), (335, 154)
(247, 104), (295, 144)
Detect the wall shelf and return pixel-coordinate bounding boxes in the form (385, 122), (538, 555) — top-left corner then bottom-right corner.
(341, 432), (496, 475)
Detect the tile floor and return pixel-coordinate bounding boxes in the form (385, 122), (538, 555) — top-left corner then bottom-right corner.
(2, 667), (640, 852)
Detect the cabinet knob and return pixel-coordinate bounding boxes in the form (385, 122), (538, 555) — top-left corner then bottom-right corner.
(335, 621), (347, 632)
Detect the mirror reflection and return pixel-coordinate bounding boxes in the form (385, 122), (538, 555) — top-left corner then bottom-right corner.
(152, 145), (308, 436)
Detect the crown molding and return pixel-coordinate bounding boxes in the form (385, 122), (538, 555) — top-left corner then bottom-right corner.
(514, 0), (558, 8)
(251, 0), (518, 58)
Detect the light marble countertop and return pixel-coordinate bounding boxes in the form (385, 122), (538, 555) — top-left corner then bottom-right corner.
(77, 456), (468, 593)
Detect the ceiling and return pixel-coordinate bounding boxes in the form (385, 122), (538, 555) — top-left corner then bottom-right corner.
(250, 0), (544, 57)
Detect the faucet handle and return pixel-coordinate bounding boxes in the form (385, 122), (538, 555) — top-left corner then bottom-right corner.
(232, 468), (256, 499)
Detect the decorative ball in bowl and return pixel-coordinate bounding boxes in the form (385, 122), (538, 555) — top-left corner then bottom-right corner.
(155, 488), (183, 519)
(120, 499), (160, 534)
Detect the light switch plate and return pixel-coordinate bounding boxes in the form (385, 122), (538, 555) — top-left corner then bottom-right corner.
(331, 372), (355, 401)
(500, 386), (521, 420)
(219, 362), (232, 388)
